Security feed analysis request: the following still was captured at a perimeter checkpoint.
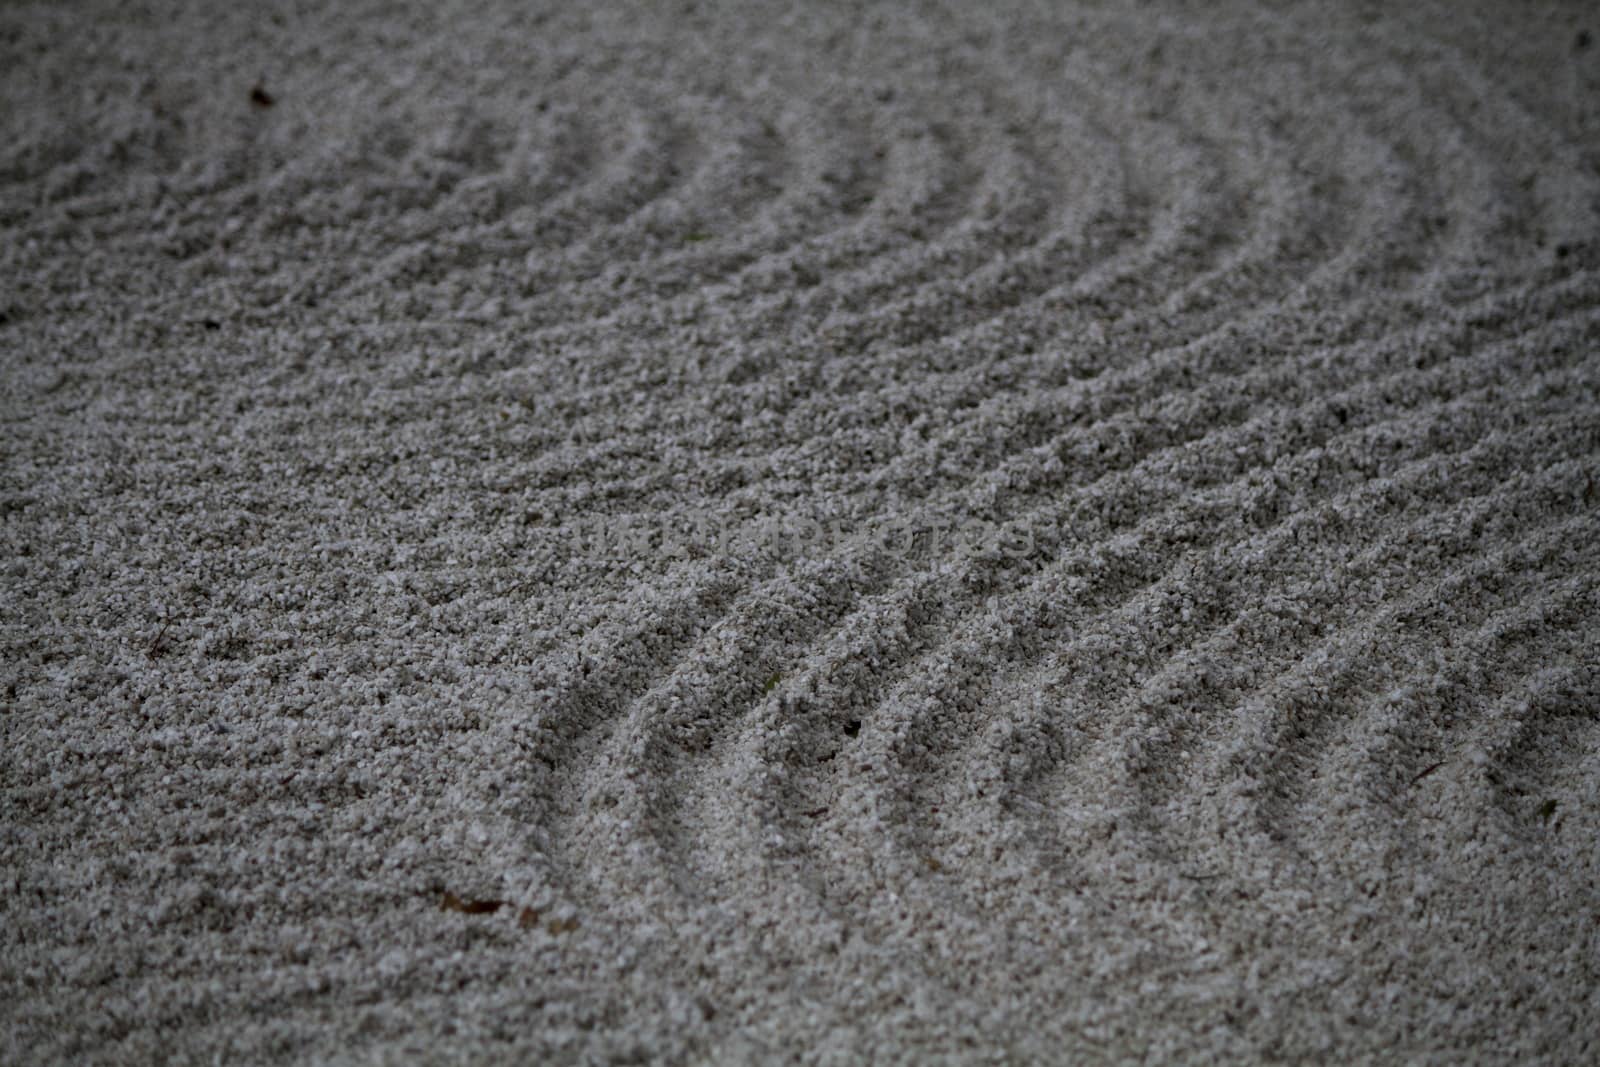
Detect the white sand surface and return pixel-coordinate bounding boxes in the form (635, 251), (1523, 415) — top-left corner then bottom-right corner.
(3, 1), (1599, 1062)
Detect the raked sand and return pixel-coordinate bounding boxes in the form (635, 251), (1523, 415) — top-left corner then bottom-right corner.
(3, 1), (1599, 1062)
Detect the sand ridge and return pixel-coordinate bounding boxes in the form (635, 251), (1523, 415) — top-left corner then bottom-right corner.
(3, 0), (1599, 1062)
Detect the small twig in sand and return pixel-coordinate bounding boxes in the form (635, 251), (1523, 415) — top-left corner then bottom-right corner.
(146, 619), (173, 660)
(1409, 761), (1446, 787)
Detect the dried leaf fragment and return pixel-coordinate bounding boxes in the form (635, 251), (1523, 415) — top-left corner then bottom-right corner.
(440, 891), (505, 915)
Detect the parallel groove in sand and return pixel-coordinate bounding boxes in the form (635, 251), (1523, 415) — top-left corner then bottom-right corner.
(4, 0), (1597, 1061)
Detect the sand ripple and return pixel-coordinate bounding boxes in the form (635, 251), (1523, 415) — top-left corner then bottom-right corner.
(2, 0), (1597, 1061)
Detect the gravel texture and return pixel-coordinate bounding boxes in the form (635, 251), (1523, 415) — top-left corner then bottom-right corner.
(3, 1), (1599, 1063)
